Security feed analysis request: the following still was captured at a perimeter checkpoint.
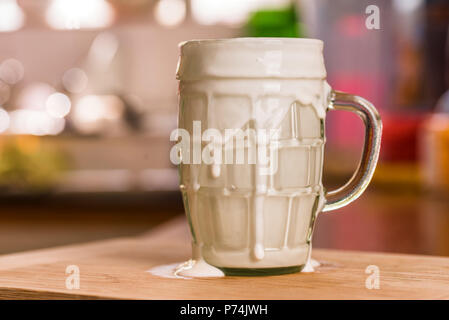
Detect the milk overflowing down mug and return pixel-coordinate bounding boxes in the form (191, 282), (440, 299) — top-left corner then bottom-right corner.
(175, 38), (382, 276)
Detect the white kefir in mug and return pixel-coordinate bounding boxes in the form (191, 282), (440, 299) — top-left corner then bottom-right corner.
(174, 38), (382, 276)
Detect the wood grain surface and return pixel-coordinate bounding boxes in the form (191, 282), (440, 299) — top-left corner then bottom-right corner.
(1, 217), (449, 299)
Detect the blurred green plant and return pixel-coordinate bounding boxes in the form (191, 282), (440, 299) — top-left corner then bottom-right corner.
(245, 4), (305, 38)
(0, 136), (69, 191)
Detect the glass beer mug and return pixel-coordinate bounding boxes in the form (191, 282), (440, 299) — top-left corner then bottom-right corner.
(173, 38), (382, 276)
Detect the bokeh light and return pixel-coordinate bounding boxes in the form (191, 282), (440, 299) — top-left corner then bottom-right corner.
(72, 95), (124, 134)
(17, 82), (55, 110)
(0, 58), (25, 85)
(62, 68), (88, 93)
(0, 0), (25, 32)
(191, 0), (253, 25)
(393, 0), (424, 14)
(0, 108), (10, 133)
(46, 0), (115, 30)
(45, 92), (72, 118)
(9, 109), (65, 136)
(87, 32), (119, 68)
(154, 0), (186, 27)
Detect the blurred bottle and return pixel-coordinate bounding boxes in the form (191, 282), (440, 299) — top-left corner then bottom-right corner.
(419, 22), (449, 193)
(381, 0), (426, 168)
(377, 0), (449, 189)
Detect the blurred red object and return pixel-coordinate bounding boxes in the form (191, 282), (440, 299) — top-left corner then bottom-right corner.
(381, 112), (428, 163)
(337, 15), (367, 38)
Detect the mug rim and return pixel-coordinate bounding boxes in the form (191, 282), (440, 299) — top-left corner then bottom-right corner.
(177, 37), (326, 80)
(179, 37), (323, 48)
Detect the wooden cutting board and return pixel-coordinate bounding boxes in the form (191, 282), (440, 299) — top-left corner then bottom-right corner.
(1, 217), (449, 299)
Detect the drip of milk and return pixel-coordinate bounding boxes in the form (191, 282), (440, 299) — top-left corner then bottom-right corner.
(147, 260), (224, 279)
(302, 247), (320, 273)
(147, 263), (186, 279)
(211, 164), (221, 178)
(175, 258), (224, 278)
(175, 241), (224, 278)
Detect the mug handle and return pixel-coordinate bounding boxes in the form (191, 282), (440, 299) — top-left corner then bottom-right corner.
(322, 90), (382, 212)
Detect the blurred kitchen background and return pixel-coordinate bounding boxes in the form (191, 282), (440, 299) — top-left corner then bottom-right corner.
(0, 0), (448, 256)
